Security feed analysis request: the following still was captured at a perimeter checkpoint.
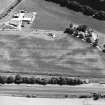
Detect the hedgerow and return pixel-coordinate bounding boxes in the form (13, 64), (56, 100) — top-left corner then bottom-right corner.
(0, 74), (86, 85)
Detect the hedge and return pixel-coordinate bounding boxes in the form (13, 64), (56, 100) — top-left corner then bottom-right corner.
(0, 74), (86, 85)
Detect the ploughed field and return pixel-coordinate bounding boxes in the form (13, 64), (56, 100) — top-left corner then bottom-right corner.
(0, 30), (105, 78)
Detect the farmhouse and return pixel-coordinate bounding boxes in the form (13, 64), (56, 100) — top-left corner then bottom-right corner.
(5, 10), (37, 30)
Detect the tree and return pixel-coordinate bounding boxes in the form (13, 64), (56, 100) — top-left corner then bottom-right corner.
(48, 77), (58, 84)
(78, 33), (84, 39)
(77, 25), (88, 32)
(92, 93), (100, 100)
(93, 11), (105, 20)
(64, 28), (74, 34)
(82, 6), (95, 16)
(29, 77), (36, 84)
(40, 78), (48, 85)
(59, 0), (68, 7)
(7, 76), (14, 84)
(22, 77), (30, 84)
(85, 37), (92, 43)
(15, 74), (23, 84)
(68, 1), (82, 12)
(0, 76), (7, 84)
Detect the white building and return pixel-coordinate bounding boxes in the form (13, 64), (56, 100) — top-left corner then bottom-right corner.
(7, 10), (37, 30)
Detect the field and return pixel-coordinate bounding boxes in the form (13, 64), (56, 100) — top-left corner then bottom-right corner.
(0, 0), (105, 100)
(0, 0), (105, 79)
(0, 29), (104, 79)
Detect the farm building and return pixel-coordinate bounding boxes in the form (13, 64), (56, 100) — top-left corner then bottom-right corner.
(5, 10), (37, 30)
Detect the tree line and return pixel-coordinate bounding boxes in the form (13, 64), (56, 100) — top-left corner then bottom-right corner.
(45, 0), (105, 21)
(0, 74), (86, 85)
